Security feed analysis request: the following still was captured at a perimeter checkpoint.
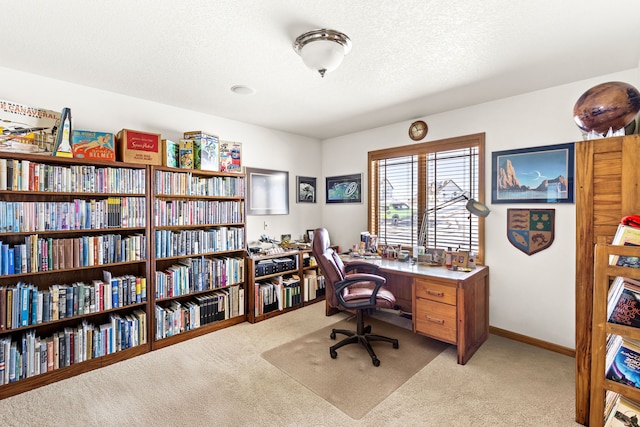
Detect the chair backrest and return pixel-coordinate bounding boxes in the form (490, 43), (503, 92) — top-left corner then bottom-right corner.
(312, 228), (345, 308)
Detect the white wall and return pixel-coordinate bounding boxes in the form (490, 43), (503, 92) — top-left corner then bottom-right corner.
(5, 64), (640, 349)
(0, 66), (323, 246)
(322, 68), (640, 349)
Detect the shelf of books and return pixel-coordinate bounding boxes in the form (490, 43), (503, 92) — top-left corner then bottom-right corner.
(247, 249), (325, 323)
(149, 166), (246, 350)
(0, 152), (150, 399)
(300, 249), (326, 304)
(590, 235), (640, 426)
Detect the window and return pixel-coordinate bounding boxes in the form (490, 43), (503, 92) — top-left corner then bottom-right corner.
(368, 133), (485, 264)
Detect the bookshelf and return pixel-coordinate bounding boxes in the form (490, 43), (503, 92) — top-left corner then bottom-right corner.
(149, 166), (246, 350)
(590, 243), (640, 426)
(0, 152), (150, 399)
(247, 249), (325, 323)
(300, 248), (326, 304)
(575, 134), (640, 424)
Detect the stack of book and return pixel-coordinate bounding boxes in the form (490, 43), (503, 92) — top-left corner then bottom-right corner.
(605, 392), (640, 426)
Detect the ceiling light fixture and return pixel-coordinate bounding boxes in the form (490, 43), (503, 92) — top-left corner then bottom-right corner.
(293, 29), (351, 78)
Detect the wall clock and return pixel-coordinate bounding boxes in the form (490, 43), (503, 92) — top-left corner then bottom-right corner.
(409, 120), (428, 141)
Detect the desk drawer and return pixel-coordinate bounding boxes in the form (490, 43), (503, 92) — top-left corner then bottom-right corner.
(414, 279), (456, 305)
(415, 299), (456, 343)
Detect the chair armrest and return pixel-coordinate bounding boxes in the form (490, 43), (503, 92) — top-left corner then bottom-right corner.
(334, 273), (386, 309)
(344, 261), (380, 275)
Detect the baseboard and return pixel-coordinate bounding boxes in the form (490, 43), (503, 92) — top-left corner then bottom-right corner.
(489, 326), (575, 358)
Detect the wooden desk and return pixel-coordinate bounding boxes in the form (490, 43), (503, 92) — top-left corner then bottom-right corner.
(335, 257), (489, 365)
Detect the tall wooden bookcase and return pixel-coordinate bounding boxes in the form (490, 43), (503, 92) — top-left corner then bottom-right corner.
(149, 166), (246, 350)
(0, 152), (151, 399)
(0, 156), (249, 399)
(575, 134), (640, 425)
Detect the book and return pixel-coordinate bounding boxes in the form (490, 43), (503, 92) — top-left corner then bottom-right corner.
(609, 277), (640, 328)
(607, 337), (640, 389)
(606, 395), (640, 427)
(611, 225), (640, 266)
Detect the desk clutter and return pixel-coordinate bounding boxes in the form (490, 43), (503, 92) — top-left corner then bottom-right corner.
(355, 231), (476, 270)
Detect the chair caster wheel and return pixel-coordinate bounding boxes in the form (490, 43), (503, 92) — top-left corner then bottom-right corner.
(330, 349), (337, 359)
(330, 331), (336, 340)
(372, 358), (380, 367)
(393, 342), (399, 349)
(364, 325), (372, 334)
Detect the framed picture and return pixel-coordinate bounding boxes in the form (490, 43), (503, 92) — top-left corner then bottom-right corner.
(491, 142), (574, 204)
(296, 176), (316, 203)
(326, 173), (362, 204)
(246, 167), (289, 215)
(306, 229), (315, 242)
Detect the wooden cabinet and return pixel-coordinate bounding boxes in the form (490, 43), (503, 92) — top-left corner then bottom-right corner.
(414, 278), (457, 343)
(247, 249), (325, 323)
(149, 166), (246, 350)
(0, 153), (150, 399)
(412, 266), (489, 365)
(575, 134), (640, 425)
(589, 243), (640, 427)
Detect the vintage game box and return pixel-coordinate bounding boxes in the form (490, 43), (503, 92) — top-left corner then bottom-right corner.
(179, 138), (195, 169)
(72, 130), (115, 161)
(219, 140), (242, 173)
(0, 99), (62, 154)
(162, 139), (179, 167)
(116, 129), (161, 165)
(183, 131), (218, 170)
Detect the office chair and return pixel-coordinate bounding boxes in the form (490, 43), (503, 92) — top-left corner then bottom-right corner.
(312, 228), (399, 366)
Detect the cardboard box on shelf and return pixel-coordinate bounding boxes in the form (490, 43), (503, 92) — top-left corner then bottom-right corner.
(0, 99), (62, 154)
(116, 129), (161, 165)
(72, 130), (115, 161)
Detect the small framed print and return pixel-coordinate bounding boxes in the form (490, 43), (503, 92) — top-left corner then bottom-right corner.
(306, 229), (315, 243)
(326, 173), (362, 204)
(297, 176), (316, 203)
(453, 250), (469, 268)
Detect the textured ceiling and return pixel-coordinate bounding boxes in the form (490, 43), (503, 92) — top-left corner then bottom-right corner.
(2, 0), (640, 139)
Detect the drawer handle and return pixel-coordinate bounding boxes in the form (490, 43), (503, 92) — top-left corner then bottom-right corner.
(426, 316), (444, 324)
(426, 289), (444, 297)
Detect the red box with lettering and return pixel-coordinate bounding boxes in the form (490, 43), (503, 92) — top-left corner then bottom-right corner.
(116, 128), (161, 165)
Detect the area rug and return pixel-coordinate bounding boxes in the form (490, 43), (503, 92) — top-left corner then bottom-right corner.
(261, 316), (450, 419)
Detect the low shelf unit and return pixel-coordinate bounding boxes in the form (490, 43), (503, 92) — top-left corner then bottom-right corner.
(247, 248), (326, 323)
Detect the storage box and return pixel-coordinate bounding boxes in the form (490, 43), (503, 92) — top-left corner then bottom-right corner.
(72, 130), (115, 161)
(161, 139), (179, 168)
(219, 140), (242, 173)
(116, 129), (161, 165)
(179, 139), (195, 169)
(0, 99), (61, 154)
(183, 131), (217, 171)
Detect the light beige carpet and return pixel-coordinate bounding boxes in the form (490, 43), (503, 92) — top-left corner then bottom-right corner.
(261, 315), (449, 420)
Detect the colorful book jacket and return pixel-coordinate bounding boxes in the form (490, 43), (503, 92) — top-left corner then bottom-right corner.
(607, 338), (640, 389)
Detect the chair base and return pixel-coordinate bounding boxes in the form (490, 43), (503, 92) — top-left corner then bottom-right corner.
(329, 310), (399, 366)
